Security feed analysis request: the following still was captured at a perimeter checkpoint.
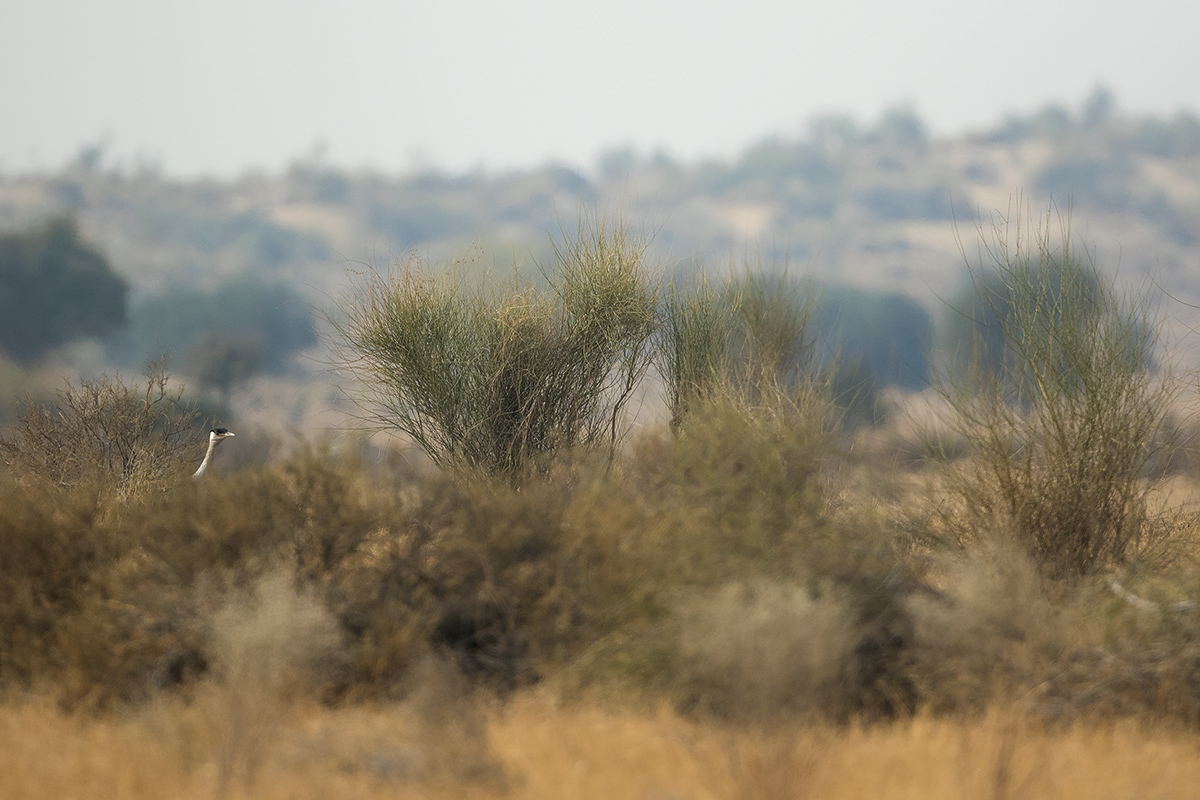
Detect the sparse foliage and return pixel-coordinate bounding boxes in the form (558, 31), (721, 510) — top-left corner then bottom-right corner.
(938, 204), (1178, 576)
(0, 361), (204, 501)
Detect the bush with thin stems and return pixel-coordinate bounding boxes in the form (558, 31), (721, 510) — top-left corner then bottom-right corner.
(731, 270), (819, 395)
(657, 266), (822, 428)
(657, 274), (739, 428)
(0, 360), (204, 503)
(331, 216), (659, 478)
(938, 203), (1179, 577)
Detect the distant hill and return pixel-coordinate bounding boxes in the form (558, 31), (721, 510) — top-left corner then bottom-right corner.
(2, 89), (1198, 330)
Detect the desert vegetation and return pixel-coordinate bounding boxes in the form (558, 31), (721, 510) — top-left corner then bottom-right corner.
(2, 206), (1200, 798)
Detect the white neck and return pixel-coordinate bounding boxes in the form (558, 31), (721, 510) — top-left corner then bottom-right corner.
(193, 438), (219, 479)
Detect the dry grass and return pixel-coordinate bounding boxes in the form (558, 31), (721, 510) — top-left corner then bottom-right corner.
(5, 693), (1200, 800)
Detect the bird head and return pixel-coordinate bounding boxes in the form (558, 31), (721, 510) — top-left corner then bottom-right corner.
(210, 427), (235, 444)
(194, 428), (235, 480)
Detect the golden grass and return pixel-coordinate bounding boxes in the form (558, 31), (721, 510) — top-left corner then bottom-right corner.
(5, 692), (1200, 800)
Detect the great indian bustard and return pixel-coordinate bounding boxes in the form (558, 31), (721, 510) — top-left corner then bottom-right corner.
(193, 428), (234, 479)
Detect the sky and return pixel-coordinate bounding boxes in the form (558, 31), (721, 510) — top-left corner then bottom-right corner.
(3, 0), (1200, 178)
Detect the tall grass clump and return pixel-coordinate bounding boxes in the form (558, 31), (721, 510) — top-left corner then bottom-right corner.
(731, 270), (819, 396)
(332, 215), (658, 477)
(939, 204), (1179, 577)
(657, 274), (739, 427)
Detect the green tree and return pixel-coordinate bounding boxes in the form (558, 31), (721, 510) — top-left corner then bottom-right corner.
(0, 217), (128, 364)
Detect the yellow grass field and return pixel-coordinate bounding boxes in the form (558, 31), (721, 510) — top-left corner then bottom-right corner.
(5, 692), (1200, 800)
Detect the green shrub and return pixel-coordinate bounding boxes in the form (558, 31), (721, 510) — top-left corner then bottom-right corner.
(657, 268), (820, 427)
(331, 215), (658, 477)
(730, 270), (818, 395)
(656, 274), (739, 427)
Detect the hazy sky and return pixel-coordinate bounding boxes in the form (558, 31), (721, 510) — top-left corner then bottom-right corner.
(3, 0), (1199, 177)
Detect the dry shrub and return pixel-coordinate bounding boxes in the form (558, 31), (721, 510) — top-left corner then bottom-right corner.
(908, 540), (1083, 713)
(390, 654), (503, 786)
(0, 476), (104, 690)
(331, 467), (615, 694)
(202, 568), (342, 795)
(4, 338), (1196, 730)
(723, 727), (825, 800)
(675, 580), (856, 720)
(0, 438), (394, 708)
(208, 568), (343, 701)
(628, 391), (833, 583)
(0, 361), (204, 503)
(908, 538), (1200, 724)
(0, 424), (626, 706)
(939, 205), (1180, 576)
(1069, 575), (1200, 724)
(547, 392), (840, 700)
(575, 392), (925, 719)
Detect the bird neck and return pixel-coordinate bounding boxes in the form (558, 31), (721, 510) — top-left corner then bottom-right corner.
(193, 438), (220, 479)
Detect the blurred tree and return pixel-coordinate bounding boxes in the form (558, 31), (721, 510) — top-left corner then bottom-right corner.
(0, 217), (128, 364)
(596, 146), (640, 180)
(1080, 85), (1116, 130)
(1035, 156), (1136, 213)
(870, 107), (928, 152)
(191, 333), (265, 402)
(815, 285), (934, 391)
(113, 276), (316, 384)
(807, 113), (862, 155)
(857, 185), (953, 220)
(941, 254), (1122, 385)
(1029, 104), (1074, 140)
(1134, 111), (1200, 158)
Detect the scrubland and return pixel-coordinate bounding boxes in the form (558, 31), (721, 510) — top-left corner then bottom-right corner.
(3, 421), (1200, 799)
(4, 212), (1200, 798)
